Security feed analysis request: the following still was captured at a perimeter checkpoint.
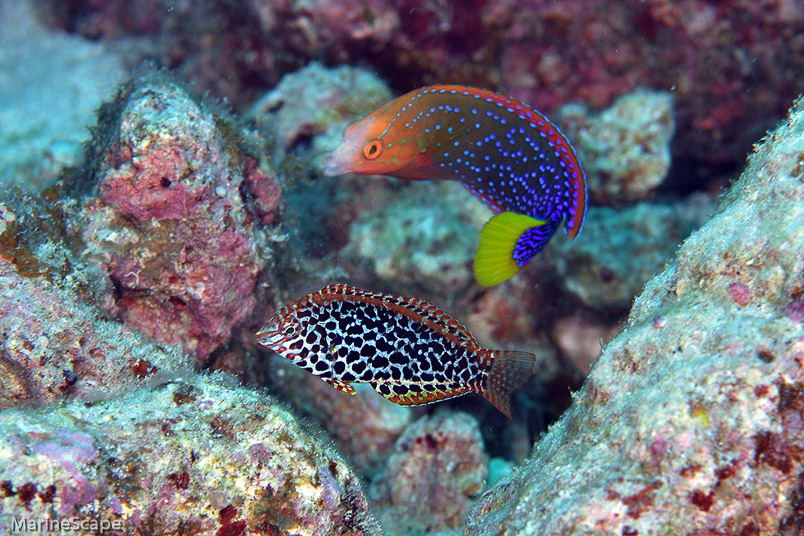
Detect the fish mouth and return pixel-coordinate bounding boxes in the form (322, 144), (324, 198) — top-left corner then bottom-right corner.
(255, 331), (273, 346)
(255, 331), (304, 357)
(322, 152), (350, 177)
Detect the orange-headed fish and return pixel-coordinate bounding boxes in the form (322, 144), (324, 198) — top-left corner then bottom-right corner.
(323, 84), (587, 286)
(256, 284), (538, 418)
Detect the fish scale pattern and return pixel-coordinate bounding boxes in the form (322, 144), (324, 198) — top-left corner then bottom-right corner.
(262, 285), (484, 405)
(379, 85), (586, 238)
(257, 285), (539, 416)
(323, 84), (588, 286)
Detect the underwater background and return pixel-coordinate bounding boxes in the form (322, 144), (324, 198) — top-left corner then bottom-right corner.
(1, 0), (804, 534)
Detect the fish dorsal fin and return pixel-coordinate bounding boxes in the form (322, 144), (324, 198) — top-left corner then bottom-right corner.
(317, 284), (478, 347)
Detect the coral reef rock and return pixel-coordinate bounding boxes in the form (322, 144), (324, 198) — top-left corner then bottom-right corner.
(247, 61), (392, 161)
(346, 182), (488, 297)
(558, 89), (675, 205)
(268, 356), (414, 477)
(551, 194), (714, 309)
(0, 192), (192, 410)
(466, 97), (804, 534)
(66, 74), (283, 362)
(0, 373), (381, 536)
(371, 411), (488, 536)
(47, 1), (804, 176)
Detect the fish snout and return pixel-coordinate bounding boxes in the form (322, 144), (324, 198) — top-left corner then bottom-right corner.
(256, 328), (282, 348)
(255, 329), (305, 359)
(322, 151), (350, 177)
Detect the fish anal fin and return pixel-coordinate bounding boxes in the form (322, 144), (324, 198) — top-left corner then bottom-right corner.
(462, 183), (504, 214)
(479, 350), (538, 418)
(474, 212), (556, 287)
(371, 381), (471, 406)
(322, 377), (357, 395)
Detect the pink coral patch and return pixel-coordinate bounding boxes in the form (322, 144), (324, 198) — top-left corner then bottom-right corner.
(100, 145), (191, 220)
(727, 281), (752, 307)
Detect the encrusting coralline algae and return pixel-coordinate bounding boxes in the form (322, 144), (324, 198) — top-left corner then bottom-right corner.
(0, 373), (381, 535)
(466, 96), (804, 535)
(2, 2), (804, 533)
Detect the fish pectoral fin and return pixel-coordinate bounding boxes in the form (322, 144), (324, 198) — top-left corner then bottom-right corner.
(370, 381), (471, 406)
(322, 377), (357, 395)
(474, 212), (557, 287)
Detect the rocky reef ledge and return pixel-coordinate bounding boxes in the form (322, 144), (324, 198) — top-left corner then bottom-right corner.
(0, 373), (380, 535)
(466, 96), (804, 535)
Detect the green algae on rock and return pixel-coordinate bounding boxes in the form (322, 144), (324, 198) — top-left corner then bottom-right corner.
(466, 96), (804, 534)
(0, 373), (381, 535)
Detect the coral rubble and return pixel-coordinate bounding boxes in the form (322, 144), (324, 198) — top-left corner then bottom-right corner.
(0, 373), (380, 535)
(370, 412), (487, 536)
(558, 89), (675, 205)
(466, 97), (804, 535)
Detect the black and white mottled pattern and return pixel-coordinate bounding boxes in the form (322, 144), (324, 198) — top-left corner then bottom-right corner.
(256, 284), (487, 404)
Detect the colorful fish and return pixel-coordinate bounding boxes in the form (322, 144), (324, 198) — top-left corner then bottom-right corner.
(323, 84), (587, 287)
(256, 284), (537, 418)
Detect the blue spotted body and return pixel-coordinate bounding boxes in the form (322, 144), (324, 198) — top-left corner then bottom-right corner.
(323, 84), (587, 286)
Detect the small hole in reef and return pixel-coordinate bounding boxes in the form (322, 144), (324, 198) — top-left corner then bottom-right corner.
(161, 177), (172, 187)
(757, 349), (775, 363)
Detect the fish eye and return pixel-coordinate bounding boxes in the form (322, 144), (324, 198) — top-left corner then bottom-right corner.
(363, 139), (383, 160)
(282, 322), (299, 337)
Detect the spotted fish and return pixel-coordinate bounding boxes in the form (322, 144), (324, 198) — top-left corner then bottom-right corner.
(323, 84), (587, 287)
(256, 284), (538, 418)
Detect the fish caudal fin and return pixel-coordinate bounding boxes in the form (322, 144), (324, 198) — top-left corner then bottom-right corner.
(480, 350), (538, 418)
(473, 212), (556, 287)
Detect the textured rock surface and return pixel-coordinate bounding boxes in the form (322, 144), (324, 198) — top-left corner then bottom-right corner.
(268, 356), (414, 477)
(0, 373), (380, 535)
(558, 89), (675, 205)
(370, 412), (488, 536)
(551, 195), (714, 309)
(46, 1), (804, 179)
(247, 61), (392, 160)
(465, 97), (804, 534)
(346, 182), (488, 296)
(0, 192), (191, 410)
(66, 74), (283, 362)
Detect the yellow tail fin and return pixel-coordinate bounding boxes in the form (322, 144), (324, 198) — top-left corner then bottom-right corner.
(473, 212), (548, 287)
